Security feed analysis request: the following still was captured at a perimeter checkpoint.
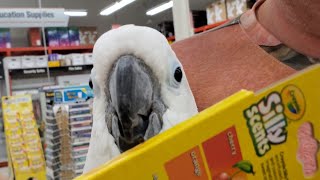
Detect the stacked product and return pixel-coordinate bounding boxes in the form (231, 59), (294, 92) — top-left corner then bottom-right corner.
(46, 27), (97, 47)
(45, 91), (62, 180)
(69, 102), (92, 176)
(2, 95), (46, 180)
(44, 86), (93, 179)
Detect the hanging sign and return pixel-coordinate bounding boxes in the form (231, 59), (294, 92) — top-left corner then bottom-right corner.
(0, 8), (69, 28)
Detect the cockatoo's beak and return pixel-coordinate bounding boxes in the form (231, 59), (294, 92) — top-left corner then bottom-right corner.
(106, 55), (166, 152)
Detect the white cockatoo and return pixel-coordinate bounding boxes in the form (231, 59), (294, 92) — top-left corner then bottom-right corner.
(83, 25), (198, 173)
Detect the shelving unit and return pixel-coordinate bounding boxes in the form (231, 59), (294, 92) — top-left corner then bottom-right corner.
(0, 45), (93, 57)
(1, 46), (94, 96)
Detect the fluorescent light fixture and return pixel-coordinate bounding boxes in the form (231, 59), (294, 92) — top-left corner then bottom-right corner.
(100, 0), (136, 16)
(64, 9), (87, 17)
(146, 1), (173, 16)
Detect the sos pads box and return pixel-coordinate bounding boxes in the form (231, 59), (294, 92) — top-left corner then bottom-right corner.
(77, 65), (320, 180)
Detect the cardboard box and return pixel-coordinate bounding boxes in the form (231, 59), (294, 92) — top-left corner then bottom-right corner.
(84, 53), (93, 65)
(45, 28), (59, 47)
(4, 56), (21, 69)
(226, 0), (249, 19)
(57, 27), (70, 46)
(21, 56), (35, 68)
(76, 65), (320, 180)
(35, 55), (48, 68)
(206, 0), (227, 24)
(0, 28), (11, 48)
(79, 27), (98, 45)
(68, 27), (80, 46)
(70, 54), (84, 66)
(28, 28), (42, 47)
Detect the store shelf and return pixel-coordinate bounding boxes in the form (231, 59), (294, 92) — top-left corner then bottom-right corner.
(8, 64), (93, 78)
(0, 45), (94, 56)
(167, 20), (229, 41)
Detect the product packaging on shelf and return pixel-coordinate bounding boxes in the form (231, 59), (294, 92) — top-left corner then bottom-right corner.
(77, 65), (320, 180)
(69, 27), (80, 46)
(226, 0), (249, 19)
(57, 27), (70, 47)
(0, 28), (11, 48)
(34, 55), (48, 68)
(79, 27), (98, 45)
(69, 54), (85, 66)
(84, 53), (93, 65)
(206, 0), (228, 24)
(21, 56), (36, 68)
(45, 28), (59, 47)
(2, 95), (46, 180)
(4, 56), (22, 69)
(28, 28), (42, 47)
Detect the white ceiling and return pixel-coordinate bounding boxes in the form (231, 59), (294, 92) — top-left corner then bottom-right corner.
(0, 0), (215, 35)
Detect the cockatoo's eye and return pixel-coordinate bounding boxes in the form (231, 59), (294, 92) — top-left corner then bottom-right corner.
(174, 67), (183, 83)
(89, 78), (93, 89)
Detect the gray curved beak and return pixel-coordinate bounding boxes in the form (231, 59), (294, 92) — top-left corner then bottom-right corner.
(107, 55), (165, 152)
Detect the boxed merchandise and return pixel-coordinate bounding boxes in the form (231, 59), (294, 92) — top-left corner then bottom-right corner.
(2, 95), (46, 179)
(206, 0), (227, 24)
(0, 28), (11, 48)
(21, 56), (35, 68)
(69, 27), (80, 46)
(28, 28), (42, 47)
(57, 27), (70, 46)
(226, 0), (249, 19)
(46, 28), (59, 47)
(84, 53), (93, 65)
(34, 55), (48, 68)
(77, 65), (320, 180)
(70, 54), (84, 66)
(79, 27), (98, 45)
(4, 56), (21, 69)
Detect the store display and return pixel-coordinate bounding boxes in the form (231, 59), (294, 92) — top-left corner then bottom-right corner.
(0, 28), (11, 48)
(28, 28), (42, 47)
(83, 25), (198, 172)
(2, 95), (46, 180)
(77, 65), (320, 180)
(44, 86), (93, 179)
(79, 27), (98, 45)
(206, 0), (227, 24)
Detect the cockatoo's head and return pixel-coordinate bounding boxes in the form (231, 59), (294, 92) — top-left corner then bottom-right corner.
(89, 25), (198, 153)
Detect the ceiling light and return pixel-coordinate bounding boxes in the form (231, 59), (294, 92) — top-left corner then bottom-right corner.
(100, 0), (136, 16)
(146, 1), (173, 16)
(64, 10), (87, 17)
